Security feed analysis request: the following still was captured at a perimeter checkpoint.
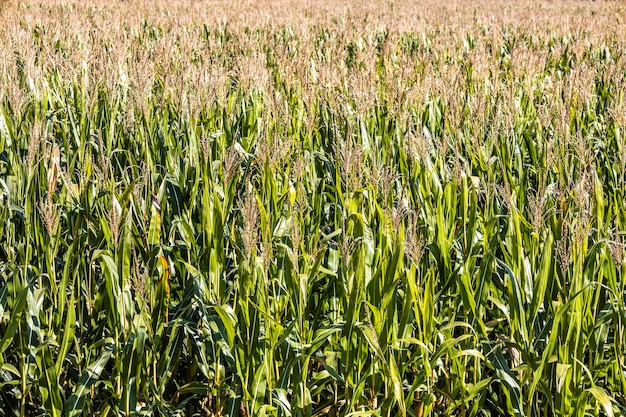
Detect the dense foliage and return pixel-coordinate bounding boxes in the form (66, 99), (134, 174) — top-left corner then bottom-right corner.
(1, 1), (626, 416)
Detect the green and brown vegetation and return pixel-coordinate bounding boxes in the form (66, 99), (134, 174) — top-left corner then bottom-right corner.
(1, 0), (626, 415)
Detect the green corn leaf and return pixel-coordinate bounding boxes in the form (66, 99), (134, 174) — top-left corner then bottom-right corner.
(66, 339), (115, 417)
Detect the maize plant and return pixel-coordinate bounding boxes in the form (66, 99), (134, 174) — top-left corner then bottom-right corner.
(0, 0), (625, 416)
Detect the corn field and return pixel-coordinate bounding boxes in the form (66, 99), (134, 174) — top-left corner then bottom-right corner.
(1, 0), (626, 416)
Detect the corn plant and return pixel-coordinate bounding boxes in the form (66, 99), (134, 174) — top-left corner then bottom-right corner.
(0, 1), (625, 416)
